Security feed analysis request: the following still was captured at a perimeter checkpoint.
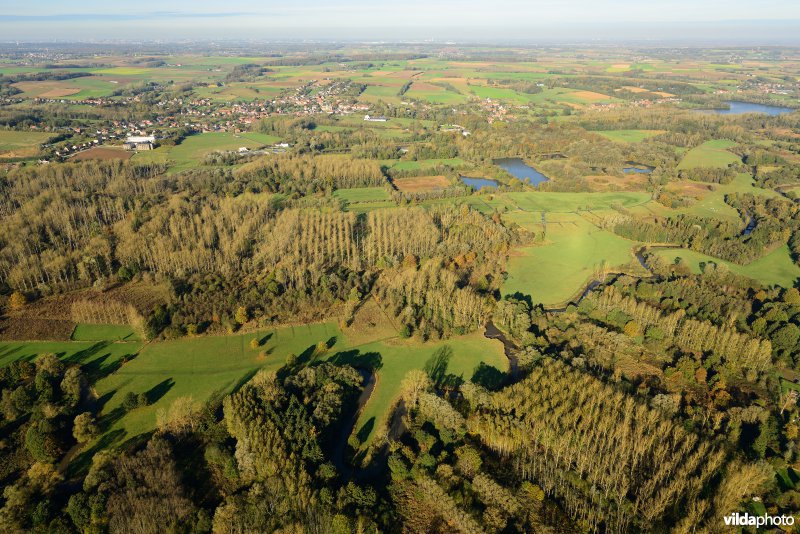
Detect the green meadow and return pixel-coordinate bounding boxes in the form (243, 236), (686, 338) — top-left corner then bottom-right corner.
(502, 214), (641, 306)
(1, 318), (508, 459)
(334, 187), (391, 203)
(348, 332), (507, 448)
(596, 130), (665, 143)
(677, 139), (740, 170)
(0, 130), (53, 155)
(71, 324), (140, 342)
(134, 132), (280, 172)
(671, 173), (781, 220)
(653, 245), (800, 288)
(495, 191), (650, 213)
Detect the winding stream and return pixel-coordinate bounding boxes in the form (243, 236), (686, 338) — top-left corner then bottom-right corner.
(331, 368), (378, 479)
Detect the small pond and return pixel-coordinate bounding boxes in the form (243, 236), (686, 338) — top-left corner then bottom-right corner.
(461, 176), (499, 190)
(494, 157), (550, 186)
(623, 167), (653, 174)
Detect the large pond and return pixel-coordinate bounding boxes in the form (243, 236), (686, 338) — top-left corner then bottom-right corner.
(700, 101), (795, 116)
(494, 157), (550, 186)
(461, 176), (499, 190)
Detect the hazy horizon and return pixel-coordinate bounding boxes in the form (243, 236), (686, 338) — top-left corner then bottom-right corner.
(1, 0), (800, 44)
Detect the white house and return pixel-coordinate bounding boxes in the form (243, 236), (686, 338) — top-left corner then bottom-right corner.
(124, 136), (156, 151)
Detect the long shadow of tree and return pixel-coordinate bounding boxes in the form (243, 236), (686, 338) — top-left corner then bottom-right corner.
(471, 362), (505, 391)
(67, 428), (126, 478)
(328, 350), (383, 372)
(356, 417), (375, 445)
(145, 378), (175, 404)
(424, 346), (453, 388)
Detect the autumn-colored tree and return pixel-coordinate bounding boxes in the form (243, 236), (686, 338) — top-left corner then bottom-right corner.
(234, 306), (249, 325)
(8, 291), (27, 309)
(623, 320), (641, 337)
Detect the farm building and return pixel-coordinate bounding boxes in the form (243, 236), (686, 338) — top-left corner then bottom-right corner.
(124, 136), (156, 151)
(364, 114), (388, 122)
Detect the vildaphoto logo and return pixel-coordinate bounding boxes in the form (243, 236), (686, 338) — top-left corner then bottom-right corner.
(723, 512), (795, 527)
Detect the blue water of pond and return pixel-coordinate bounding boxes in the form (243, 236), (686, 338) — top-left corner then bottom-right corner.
(461, 177), (499, 190)
(494, 157), (550, 186)
(700, 101), (794, 116)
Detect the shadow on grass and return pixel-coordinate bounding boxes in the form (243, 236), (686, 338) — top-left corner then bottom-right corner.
(64, 341), (111, 364)
(356, 417), (375, 445)
(425, 346), (453, 387)
(471, 362), (505, 391)
(99, 406), (126, 433)
(328, 350), (383, 372)
(231, 368), (260, 395)
(67, 428), (126, 478)
(145, 378), (175, 404)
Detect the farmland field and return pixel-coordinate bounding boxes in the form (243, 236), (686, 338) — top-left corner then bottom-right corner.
(390, 158), (466, 171)
(70, 147), (133, 161)
(134, 132), (280, 172)
(0, 130), (53, 157)
(393, 175), (451, 192)
(496, 190), (651, 213)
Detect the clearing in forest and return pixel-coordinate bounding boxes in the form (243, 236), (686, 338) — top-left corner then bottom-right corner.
(596, 129), (665, 143)
(502, 213), (641, 306)
(653, 245), (800, 288)
(677, 139), (740, 169)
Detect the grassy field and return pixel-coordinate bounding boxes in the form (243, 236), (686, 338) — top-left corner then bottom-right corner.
(2, 315), (508, 458)
(596, 130), (665, 143)
(503, 213), (641, 306)
(0, 130), (53, 157)
(71, 324), (140, 342)
(334, 187), (394, 212)
(670, 173), (780, 220)
(0, 340), (142, 377)
(677, 139), (740, 170)
(347, 332), (507, 448)
(93, 322), (342, 440)
(390, 158), (466, 171)
(134, 132), (280, 172)
(653, 245), (800, 287)
(333, 187), (391, 203)
(492, 191), (650, 213)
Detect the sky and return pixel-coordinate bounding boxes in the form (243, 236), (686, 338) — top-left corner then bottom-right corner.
(1, 0), (799, 43)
